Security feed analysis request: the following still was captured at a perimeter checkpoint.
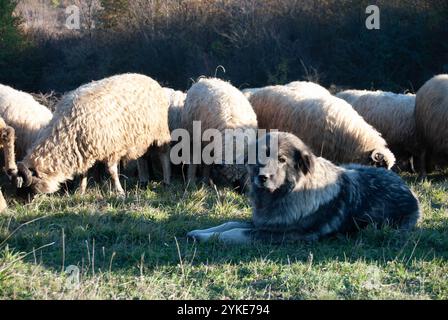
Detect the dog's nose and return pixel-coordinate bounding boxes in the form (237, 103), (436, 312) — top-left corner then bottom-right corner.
(258, 174), (268, 183)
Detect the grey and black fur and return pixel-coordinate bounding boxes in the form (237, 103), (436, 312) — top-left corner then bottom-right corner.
(187, 132), (420, 244)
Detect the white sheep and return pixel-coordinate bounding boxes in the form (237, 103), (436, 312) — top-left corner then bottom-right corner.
(13, 73), (171, 196)
(248, 84), (396, 168)
(0, 84), (53, 160)
(337, 89), (418, 170)
(181, 78), (258, 185)
(415, 74), (448, 178)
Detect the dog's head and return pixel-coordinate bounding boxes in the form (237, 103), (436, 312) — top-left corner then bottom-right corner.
(247, 132), (315, 194)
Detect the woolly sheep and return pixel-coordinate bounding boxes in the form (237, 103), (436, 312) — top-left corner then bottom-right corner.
(181, 78), (258, 185)
(12, 73), (171, 196)
(0, 84), (53, 160)
(133, 88), (187, 185)
(337, 89), (418, 170)
(415, 74), (448, 177)
(248, 84), (396, 168)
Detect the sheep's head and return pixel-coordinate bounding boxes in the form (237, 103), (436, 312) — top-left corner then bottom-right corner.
(13, 162), (61, 194)
(370, 148), (396, 170)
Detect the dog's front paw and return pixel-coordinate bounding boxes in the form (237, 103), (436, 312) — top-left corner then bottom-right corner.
(187, 231), (217, 242)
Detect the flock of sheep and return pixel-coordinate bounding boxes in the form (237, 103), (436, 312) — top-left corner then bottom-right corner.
(0, 73), (447, 214)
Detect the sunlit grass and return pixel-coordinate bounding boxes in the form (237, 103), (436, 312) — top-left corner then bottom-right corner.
(0, 174), (447, 299)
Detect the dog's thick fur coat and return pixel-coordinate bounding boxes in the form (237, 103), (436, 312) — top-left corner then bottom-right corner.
(188, 132), (420, 244)
(181, 77), (258, 185)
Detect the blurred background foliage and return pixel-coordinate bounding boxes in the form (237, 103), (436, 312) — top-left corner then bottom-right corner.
(1, 0), (447, 94)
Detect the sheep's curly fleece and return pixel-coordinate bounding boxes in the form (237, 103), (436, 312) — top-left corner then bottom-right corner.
(20, 73), (171, 193)
(337, 89), (418, 163)
(248, 83), (395, 168)
(182, 77), (258, 183)
(415, 74), (448, 175)
(0, 84), (53, 159)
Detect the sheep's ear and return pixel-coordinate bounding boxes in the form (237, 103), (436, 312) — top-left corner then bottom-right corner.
(293, 149), (314, 175)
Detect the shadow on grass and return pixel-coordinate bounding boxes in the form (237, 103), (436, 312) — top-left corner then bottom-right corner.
(0, 176), (447, 275)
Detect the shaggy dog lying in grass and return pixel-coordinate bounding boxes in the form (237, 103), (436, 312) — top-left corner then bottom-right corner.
(188, 132), (420, 244)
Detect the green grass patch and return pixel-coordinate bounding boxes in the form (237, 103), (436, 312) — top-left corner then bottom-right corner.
(0, 176), (447, 300)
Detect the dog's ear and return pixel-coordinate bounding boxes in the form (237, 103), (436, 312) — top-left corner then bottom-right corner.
(293, 148), (314, 175)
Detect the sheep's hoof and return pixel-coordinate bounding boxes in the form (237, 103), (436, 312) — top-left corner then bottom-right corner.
(14, 176), (24, 189)
(138, 181), (149, 189)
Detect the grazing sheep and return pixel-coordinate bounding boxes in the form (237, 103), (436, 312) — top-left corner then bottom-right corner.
(248, 84), (395, 168)
(12, 73), (171, 196)
(181, 78), (258, 186)
(415, 74), (448, 178)
(188, 132), (420, 244)
(337, 90), (418, 171)
(0, 84), (53, 160)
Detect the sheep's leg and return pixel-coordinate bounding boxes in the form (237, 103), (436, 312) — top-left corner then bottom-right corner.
(409, 156), (416, 174)
(157, 145), (171, 185)
(0, 190), (7, 213)
(419, 149), (429, 180)
(137, 156), (150, 187)
(79, 174), (88, 194)
(107, 162), (125, 196)
(0, 126), (17, 178)
(188, 227), (253, 244)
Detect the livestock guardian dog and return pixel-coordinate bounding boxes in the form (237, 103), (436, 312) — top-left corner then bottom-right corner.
(187, 132), (421, 244)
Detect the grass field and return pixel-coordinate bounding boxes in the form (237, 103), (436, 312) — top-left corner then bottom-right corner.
(0, 172), (447, 300)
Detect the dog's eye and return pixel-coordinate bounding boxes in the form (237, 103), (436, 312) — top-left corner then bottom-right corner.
(278, 156), (286, 163)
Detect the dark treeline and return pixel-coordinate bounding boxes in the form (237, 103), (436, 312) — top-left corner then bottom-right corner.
(1, 0), (448, 94)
